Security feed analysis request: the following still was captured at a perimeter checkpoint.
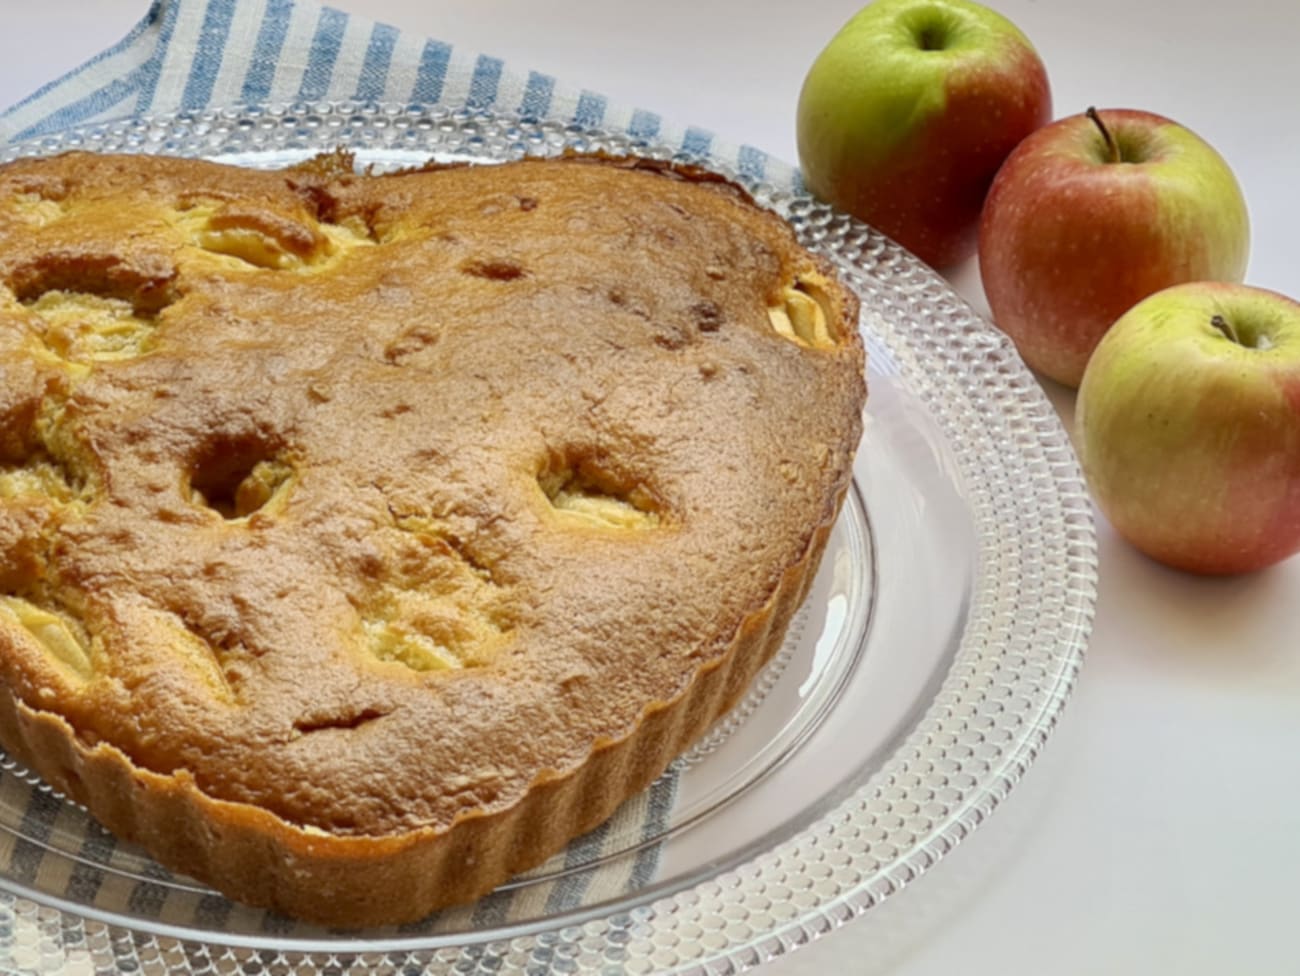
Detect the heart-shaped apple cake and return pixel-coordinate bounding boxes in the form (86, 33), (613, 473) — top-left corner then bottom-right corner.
(0, 149), (865, 925)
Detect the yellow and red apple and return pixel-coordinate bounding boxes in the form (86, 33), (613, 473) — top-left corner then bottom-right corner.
(979, 108), (1251, 387)
(1077, 282), (1300, 575)
(796, 0), (1050, 268)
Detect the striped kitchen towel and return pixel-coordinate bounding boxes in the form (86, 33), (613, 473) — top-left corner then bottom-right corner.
(0, 0), (796, 193)
(0, 0), (800, 954)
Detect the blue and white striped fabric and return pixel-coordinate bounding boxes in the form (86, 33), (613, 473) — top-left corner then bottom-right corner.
(0, 0), (796, 194)
(0, 0), (805, 943)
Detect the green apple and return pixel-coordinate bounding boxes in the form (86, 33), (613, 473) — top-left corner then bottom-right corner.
(796, 0), (1050, 268)
(980, 108), (1251, 388)
(1077, 282), (1300, 575)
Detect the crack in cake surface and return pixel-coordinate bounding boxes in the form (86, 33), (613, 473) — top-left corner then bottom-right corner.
(537, 451), (663, 530)
(360, 520), (516, 672)
(0, 594), (93, 682)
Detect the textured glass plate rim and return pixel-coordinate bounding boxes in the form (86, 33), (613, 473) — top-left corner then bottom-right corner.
(0, 101), (1099, 973)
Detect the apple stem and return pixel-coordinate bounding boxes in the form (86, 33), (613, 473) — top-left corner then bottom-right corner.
(1086, 107), (1121, 164)
(1210, 314), (1241, 345)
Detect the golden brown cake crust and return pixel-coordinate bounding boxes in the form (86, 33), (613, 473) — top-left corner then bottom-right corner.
(0, 150), (865, 925)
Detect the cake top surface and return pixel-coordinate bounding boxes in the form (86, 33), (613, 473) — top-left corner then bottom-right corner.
(0, 151), (864, 838)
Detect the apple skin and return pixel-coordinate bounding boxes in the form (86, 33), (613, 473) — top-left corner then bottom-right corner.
(796, 0), (1050, 268)
(980, 108), (1250, 388)
(1076, 282), (1300, 576)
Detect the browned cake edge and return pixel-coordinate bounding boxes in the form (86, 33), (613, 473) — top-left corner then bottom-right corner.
(0, 483), (845, 927)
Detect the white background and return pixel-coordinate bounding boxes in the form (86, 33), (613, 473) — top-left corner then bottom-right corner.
(3, 1), (1300, 973)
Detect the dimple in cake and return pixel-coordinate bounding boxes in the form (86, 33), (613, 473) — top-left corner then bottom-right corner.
(0, 149), (866, 925)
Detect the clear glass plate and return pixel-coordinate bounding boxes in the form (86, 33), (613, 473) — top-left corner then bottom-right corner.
(0, 103), (1097, 975)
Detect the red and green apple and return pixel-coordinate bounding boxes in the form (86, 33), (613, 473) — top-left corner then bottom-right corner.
(1077, 282), (1300, 575)
(980, 107), (1250, 388)
(796, 0), (1050, 268)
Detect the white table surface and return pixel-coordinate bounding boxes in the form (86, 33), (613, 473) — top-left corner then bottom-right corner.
(3, 2), (1300, 974)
